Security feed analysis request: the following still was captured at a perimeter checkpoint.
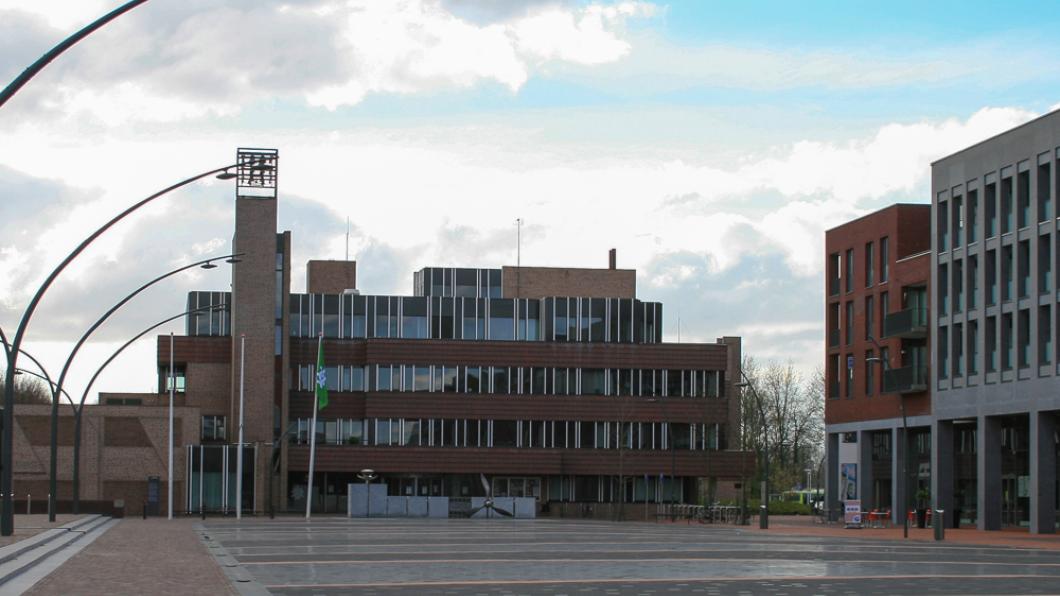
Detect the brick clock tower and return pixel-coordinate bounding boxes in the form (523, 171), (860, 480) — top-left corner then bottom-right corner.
(228, 148), (290, 513)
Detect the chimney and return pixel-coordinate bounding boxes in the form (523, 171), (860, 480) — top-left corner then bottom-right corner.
(608, 248), (616, 270)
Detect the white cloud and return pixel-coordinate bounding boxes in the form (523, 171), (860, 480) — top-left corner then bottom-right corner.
(0, 101), (1047, 398)
(307, 1), (652, 109)
(47, 82), (240, 126)
(511, 2), (653, 66)
(0, 0), (110, 30)
(1, 1), (655, 122)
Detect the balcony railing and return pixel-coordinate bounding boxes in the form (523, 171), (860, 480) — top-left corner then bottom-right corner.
(882, 307), (928, 339)
(882, 365), (928, 394)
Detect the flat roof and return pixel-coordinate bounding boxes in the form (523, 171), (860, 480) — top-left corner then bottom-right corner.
(823, 202), (929, 234)
(931, 107), (1060, 166)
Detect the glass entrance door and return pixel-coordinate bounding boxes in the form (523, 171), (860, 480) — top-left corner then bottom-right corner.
(187, 444), (256, 514)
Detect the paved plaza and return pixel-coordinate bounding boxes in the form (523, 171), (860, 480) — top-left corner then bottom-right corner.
(199, 517), (1060, 595)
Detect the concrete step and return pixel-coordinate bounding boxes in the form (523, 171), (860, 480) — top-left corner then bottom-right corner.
(0, 515), (115, 593)
(0, 515), (103, 566)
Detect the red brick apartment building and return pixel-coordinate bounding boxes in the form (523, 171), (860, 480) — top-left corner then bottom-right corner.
(11, 149), (752, 516)
(824, 204), (931, 523)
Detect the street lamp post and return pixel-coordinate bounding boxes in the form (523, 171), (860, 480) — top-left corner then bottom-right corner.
(0, 331), (74, 412)
(236, 334), (245, 520)
(867, 335), (910, 539)
(1, 161), (254, 536)
(735, 374), (768, 530)
(0, 0), (148, 110)
(268, 430), (289, 519)
(0, 336), (100, 515)
(357, 469), (377, 518)
(615, 394), (634, 522)
(44, 253), (241, 521)
(646, 398), (677, 514)
(267, 420), (303, 519)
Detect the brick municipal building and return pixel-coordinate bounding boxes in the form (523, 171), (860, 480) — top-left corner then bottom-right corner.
(11, 149), (752, 516)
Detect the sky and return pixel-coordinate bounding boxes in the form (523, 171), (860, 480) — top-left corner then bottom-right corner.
(1, 0), (1059, 401)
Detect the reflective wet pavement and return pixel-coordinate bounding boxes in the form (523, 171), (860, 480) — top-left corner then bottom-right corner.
(200, 518), (1060, 595)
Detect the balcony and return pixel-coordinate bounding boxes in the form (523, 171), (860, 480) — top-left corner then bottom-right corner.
(882, 365), (928, 394)
(882, 307), (928, 339)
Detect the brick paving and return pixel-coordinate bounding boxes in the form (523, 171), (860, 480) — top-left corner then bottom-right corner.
(0, 514), (83, 547)
(25, 518), (235, 596)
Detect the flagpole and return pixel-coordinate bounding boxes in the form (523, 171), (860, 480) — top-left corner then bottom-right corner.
(236, 334), (245, 520)
(168, 332), (174, 520)
(306, 333), (322, 521)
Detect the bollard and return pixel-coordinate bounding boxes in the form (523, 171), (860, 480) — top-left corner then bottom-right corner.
(201, 507), (206, 521)
(143, 501), (147, 520)
(27, 494), (31, 515)
(934, 509), (945, 541)
(47, 493), (51, 518)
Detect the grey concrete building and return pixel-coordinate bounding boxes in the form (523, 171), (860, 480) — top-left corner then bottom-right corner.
(932, 109), (1060, 533)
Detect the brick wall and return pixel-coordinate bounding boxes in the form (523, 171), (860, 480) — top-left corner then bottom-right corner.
(501, 266), (636, 299)
(230, 197), (278, 445)
(825, 204), (931, 425)
(306, 260), (357, 293)
(11, 403), (200, 515)
(230, 196), (280, 514)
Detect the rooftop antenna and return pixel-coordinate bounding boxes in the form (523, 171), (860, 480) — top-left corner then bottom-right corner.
(516, 218), (522, 297)
(345, 217), (350, 261)
(516, 218), (522, 268)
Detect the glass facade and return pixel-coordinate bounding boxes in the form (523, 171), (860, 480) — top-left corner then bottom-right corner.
(178, 259), (732, 511)
(186, 444), (255, 514)
(186, 291), (231, 336)
(414, 267), (502, 298)
(292, 364), (725, 397)
(289, 417), (726, 451)
(288, 293), (663, 343)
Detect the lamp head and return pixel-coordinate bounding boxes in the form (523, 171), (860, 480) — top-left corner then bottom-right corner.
(215, 170), (237, 180)
(201, 262), (218, 270)
(225, 257), (242, 264)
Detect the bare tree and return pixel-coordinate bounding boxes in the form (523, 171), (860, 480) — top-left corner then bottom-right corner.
(0, 370), (52, 405)
(740, 357), (825, 494)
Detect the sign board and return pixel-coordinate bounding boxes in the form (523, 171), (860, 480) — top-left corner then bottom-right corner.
(847, 355), (854, 370)
(844, 500), (862, 526)
(146, 476), (161, 517)
(841, 463), (857, 500)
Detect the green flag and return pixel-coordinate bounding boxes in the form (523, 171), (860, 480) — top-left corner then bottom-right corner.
(315, 338), (328, 410)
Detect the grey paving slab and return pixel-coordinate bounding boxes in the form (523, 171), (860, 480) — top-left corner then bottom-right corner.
(201, 518), (1060, 596)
